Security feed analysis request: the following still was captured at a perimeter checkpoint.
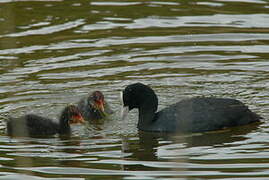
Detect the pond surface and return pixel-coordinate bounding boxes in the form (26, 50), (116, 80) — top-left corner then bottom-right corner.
(0, 0), (269, 179)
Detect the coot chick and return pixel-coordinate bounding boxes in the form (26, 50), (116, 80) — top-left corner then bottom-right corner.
(121, 83), (261, 133)
(77, 91), (113, 121)
(7, 105), (85, 137)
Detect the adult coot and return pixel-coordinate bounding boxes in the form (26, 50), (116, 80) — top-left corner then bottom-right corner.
(77, 91), (113, 121)
(7, 105), (84, 137)
(121, 83), (261, 133)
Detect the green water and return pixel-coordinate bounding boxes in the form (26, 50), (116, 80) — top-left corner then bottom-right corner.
(0, 0), (269, 179)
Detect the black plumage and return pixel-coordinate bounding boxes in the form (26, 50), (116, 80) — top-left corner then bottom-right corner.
(7, 105), (84, 137)
(122, 83), (261, 133)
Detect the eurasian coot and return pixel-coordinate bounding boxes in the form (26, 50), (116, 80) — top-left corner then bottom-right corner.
(121, 83), (261, 133)
(7, 105), (85, 137)
(77, 91), (113, 121)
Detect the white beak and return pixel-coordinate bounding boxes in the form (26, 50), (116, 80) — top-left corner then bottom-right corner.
(120, 91), (129, 120)
(121, 106), (129, 121)
(120, 91), (124, 105)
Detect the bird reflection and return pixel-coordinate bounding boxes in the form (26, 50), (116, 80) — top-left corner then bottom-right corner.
(120, 122), (260, 171)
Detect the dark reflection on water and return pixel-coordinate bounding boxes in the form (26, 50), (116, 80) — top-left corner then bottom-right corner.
(0, 0), (269, 179)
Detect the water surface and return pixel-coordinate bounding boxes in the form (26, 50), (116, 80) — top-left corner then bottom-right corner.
(0, 0), (269, 179)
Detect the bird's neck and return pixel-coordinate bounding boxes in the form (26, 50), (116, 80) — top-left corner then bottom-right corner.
(138, 104), (157, 131)
(137, 91), (158, 131)
(59, 114), (71, 134)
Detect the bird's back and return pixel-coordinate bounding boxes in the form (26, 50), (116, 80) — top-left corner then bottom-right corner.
(7, 114), (59, 137)
(154, 97), (261, 133)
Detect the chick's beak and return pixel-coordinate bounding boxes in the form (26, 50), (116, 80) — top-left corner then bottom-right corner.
(70, 114), (85, 124)
(95, 99), (105, 112)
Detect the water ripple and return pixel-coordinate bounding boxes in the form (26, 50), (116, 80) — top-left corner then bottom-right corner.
(2, 19), (85, 37)
(0, 0), (269, 179)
